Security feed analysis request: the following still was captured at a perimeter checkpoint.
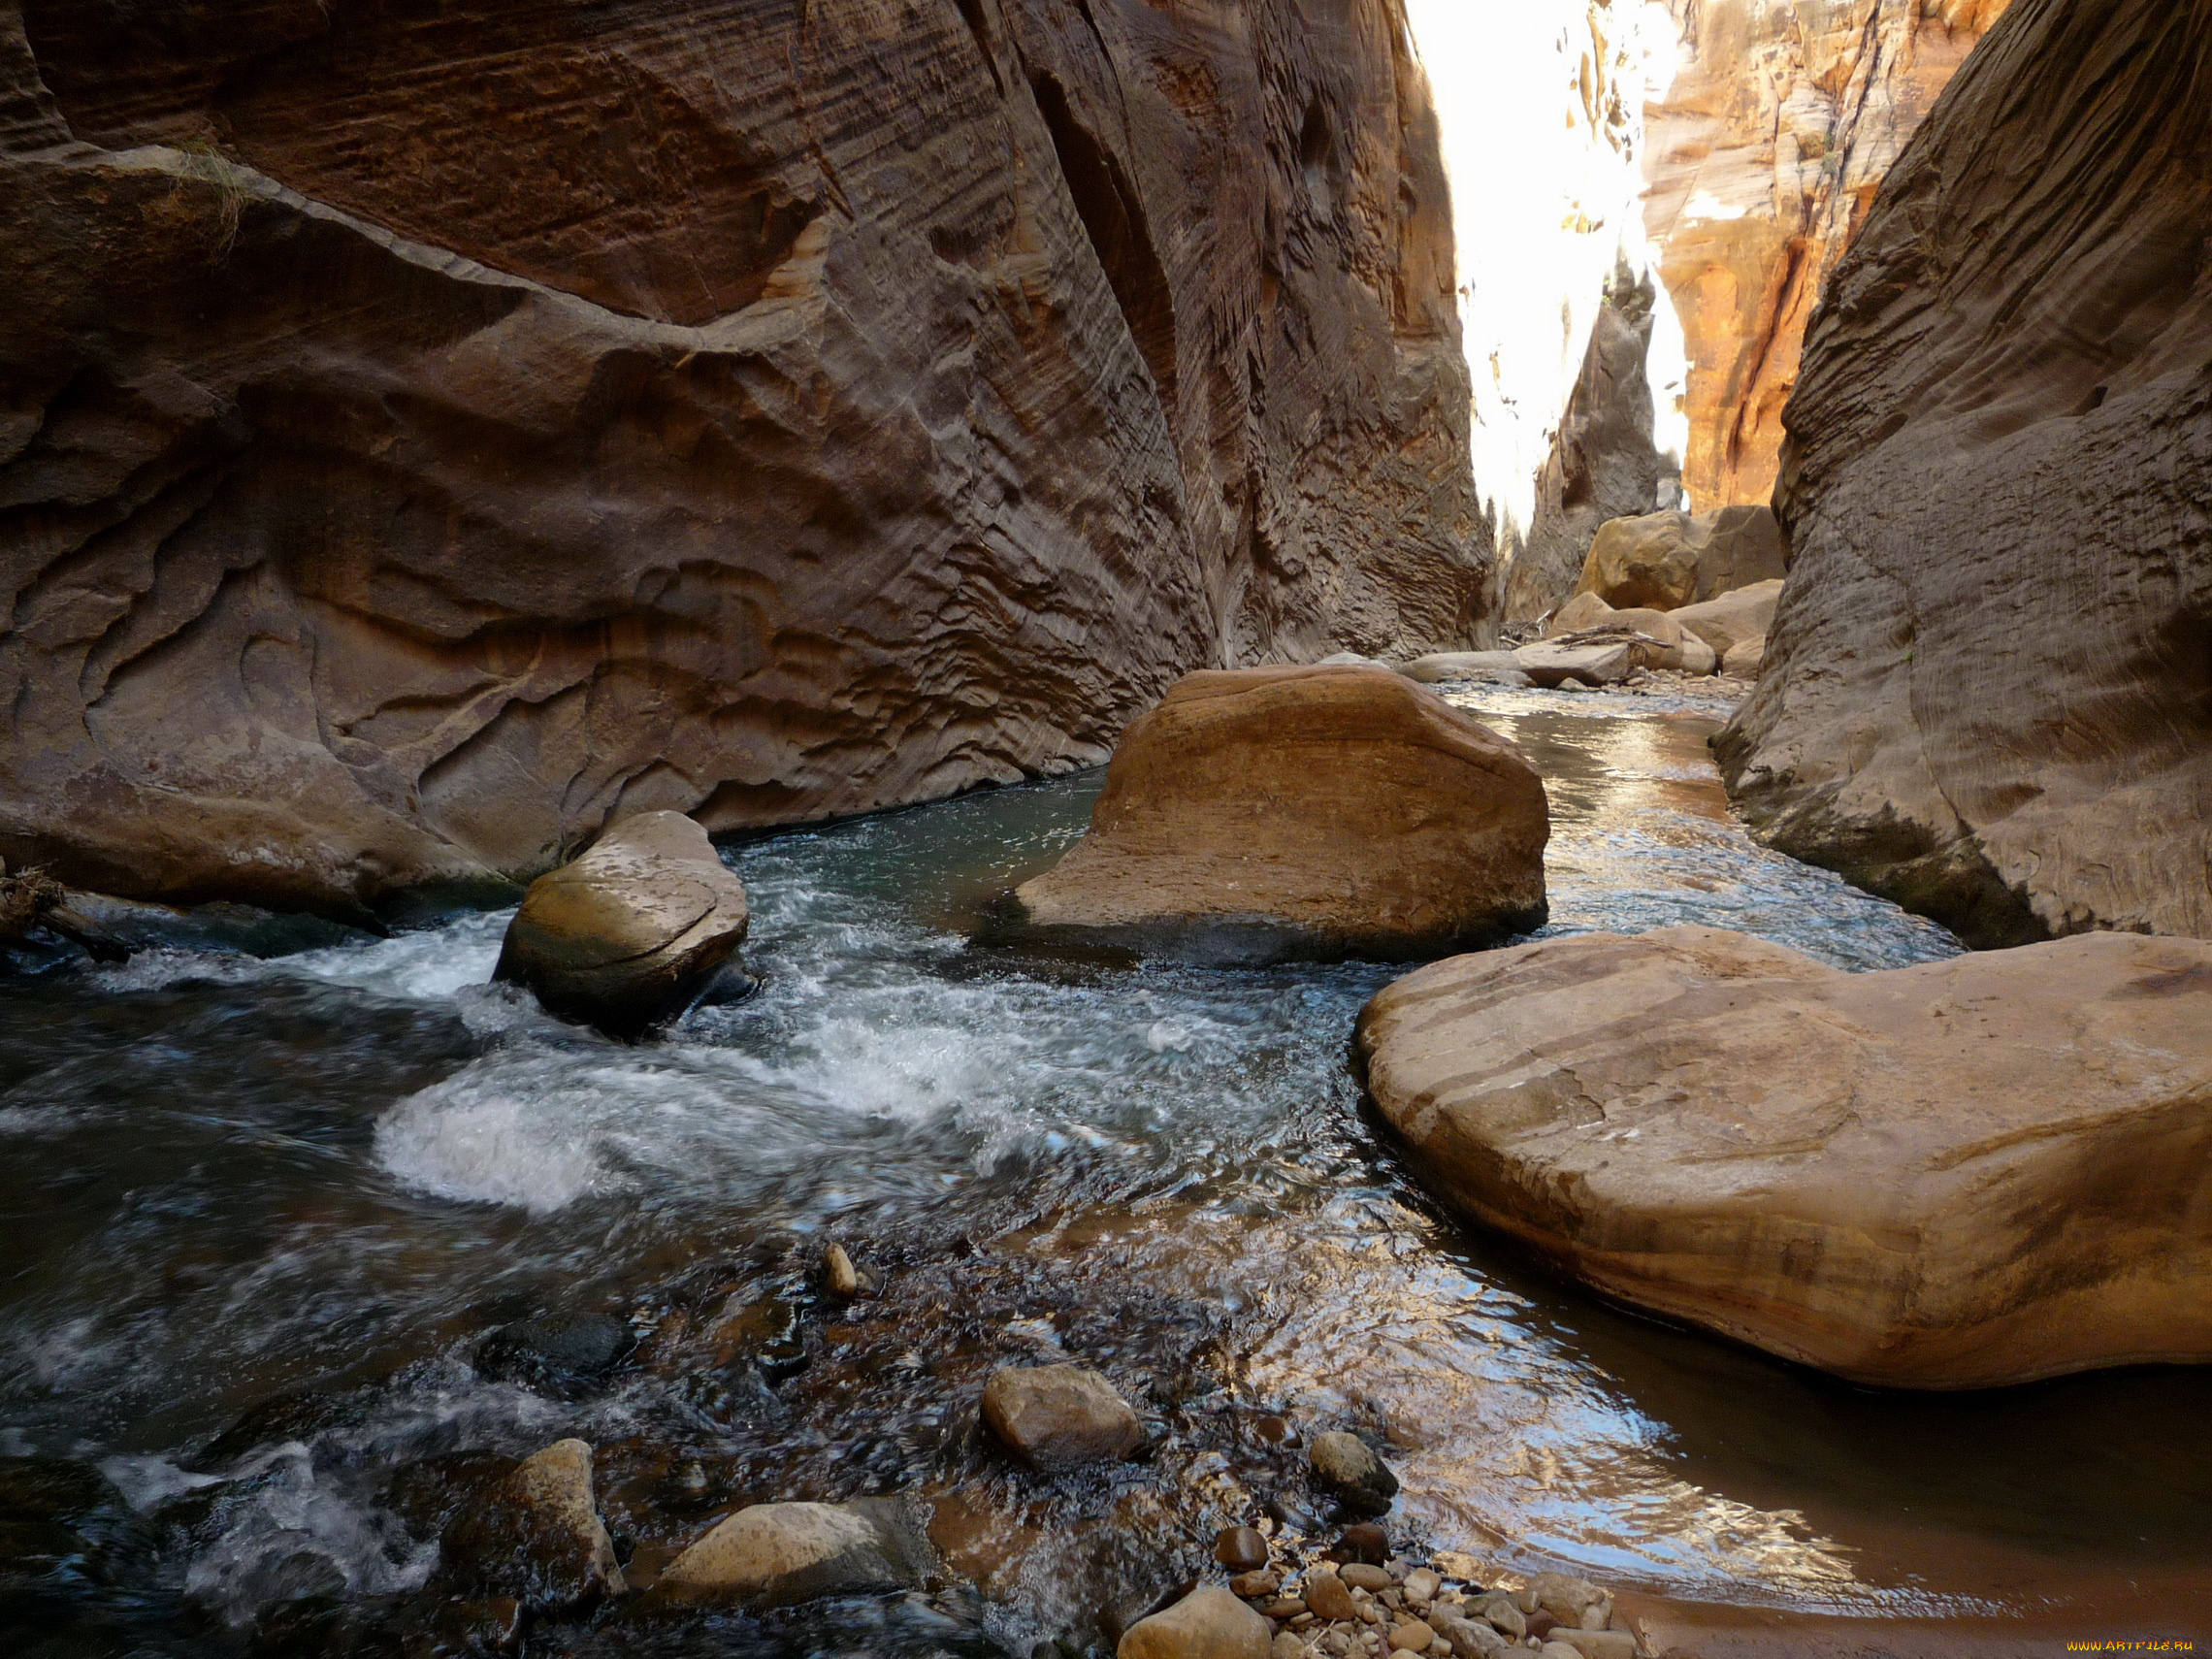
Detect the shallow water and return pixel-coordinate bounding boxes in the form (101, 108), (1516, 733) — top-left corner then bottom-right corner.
(2, 688), (2205, 1652)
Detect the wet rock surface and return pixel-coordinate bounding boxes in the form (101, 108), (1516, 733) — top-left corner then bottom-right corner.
(1715, 0), (2212, 945)
(982, 1363), (1146, 1471)
(657, 1497), (934, 1608)
(1359, 924), (2212, 1388)
(439, 1439), (625, 1610)
(1010, 668), (1549, 962)
(494, 812), (750, 1037)
(0, 0), (1484, 916)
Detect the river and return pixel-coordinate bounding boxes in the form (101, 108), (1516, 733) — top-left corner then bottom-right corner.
(3, 687), (2205, 1655)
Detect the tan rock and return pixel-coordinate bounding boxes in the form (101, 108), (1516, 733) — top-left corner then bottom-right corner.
(1303, 1572), (1357, 1622)
(494, 812), (749, 1038)
(1511, 643), (1635, 689)
(1011, 667), (1548, 961)
(1544, 593), (1617, 638)
(1715, 0), (2212, 947)
(1546, 1632), (1636, 1659)
(1524, 1575), (1608, 1627)
(1387, 1619), (1435, 1653)
(0, 0), (1484, 916)
(1118, 1584), (1272, 1659)
(1720, 635), (1766, 679)
(980, 1364), (1143, 1471)
(1576, 508), (1785, 613)
(1396, 653), (1528, 686)
(1358, 926), (2212, 1388)
(439, 1439), (624, 1610)
(1644, 3), (2013, 508)
(1670, 582), (1782, 661)
(660, 1498), (932, 1607)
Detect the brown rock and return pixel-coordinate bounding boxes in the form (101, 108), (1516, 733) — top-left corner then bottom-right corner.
(1643, 1), (2013, 509)
(1669, 583), (1781, 663)
(1010, 667), (1548, 961)
(439, 1439), (624, 1610)
(1714, 0), (2212, 947)
(1719, 636), (1765, 680)
(1303, 1572), (1357, 1623)
(980, 1363), (1143, 1471)
(1228, 1569), (1280, 1598)
(1119, 1584), (1273, 1659)
(1543, 593), (1617, 639)
(1547, 1634), (1636, 1659)
(1358, 925), (2212, 1388)
(1217, 1526), (1272, 1573)
(659, 1497), (933, 1607)
(1524, 1576), (1608, 1627)
(493, 812), (748, 1037)
(0, 0), (1486, 916)
(1386, 1620), (1435, 1653)
(1332, 1521), (1389, 1565)
(1337, 1564), (1392, 1593)
(1576, 508), (1785, 614)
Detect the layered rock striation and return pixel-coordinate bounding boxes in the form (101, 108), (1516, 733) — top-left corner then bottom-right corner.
(0, 0), (1481, 916)
(1644, 0), (2014, 511)
(1717, 0), (2212, 945)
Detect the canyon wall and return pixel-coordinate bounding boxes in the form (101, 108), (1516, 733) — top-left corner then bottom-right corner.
(1644, 0), (2011, 512)
(1716, 0), (2212, 946)
(0, 0), (1481, 917)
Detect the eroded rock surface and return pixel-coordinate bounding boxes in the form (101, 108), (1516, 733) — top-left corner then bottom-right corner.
(1644, 0), (2013, 509)
(1358, 925), (2212, 1389)
(1010, 667), (1548, 961)
(1716, 0), (2212, 945)
(0, 0), (1482, 916)
(494, 812), (748, 1037)
(1575, 507), (1785, 613)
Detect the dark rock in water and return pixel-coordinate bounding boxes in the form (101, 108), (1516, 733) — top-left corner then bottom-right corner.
(196, 1387), (367, 1469)
(439, 1440), (625, 1611)
(1213, 1525), (1269, 1572)
(0, 1457), (148, 1604)
(1308, 1431), (1397, 1518)
(496, 813), (751, 1039)
(378, 1453), (519, 1544)
(475, 1313), (634, 1399)
(1331, 1521), (1388, 1566)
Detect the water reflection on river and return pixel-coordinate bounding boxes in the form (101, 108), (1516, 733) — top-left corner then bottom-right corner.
(0, 687), (2203, 1652)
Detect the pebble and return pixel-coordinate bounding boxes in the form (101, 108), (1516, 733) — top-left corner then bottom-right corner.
(1218, 1526), (1272, 1572)
(1260, 1599), (1308, 1620)
(1304, 1573), (1357, 1622)
(1402, 1568), (1440, 1604)
(1338, 1564), (1392, 1593)
(1229, 1570), (1282, 1598)
(1334, 1522), (1389, 1565)
(822, 1244), (861, 1300)
(1386, 1619), (1434, 1652)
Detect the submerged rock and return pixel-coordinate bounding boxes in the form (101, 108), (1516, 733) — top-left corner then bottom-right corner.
(1118, 1584), (1271, 1659)
(658, 1497), (933, 1607)
(476, 1312), (635, 1399)
(494, 812), (750, 1037)
(1307, 1431), (1398, 1517)
(1358, 925), (2212, 1388)
(981, 1364), (1145, 1471)
(1009, 667), (1547, 962)
(439, 1439), (625, 1610)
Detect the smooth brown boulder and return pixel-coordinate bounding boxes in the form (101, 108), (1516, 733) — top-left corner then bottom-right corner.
(1010, 667), (1548, 962)
(1118, 1585), (1272, 1659)
(1357, 925), (2212, 1389)
(659, 1498), (934, 1607)
(494, 812), (748, 1037)
(1544, 593), (1618, 638)
(439, 1440), (624, 1610)
(1575, 506), (1787, 613)
(1721, 636), (1767, 679)
(980, 1364), (1143, 1471)
(1669, 582), (1782, 662)
(0, 0), (1484, 917)
(1716, 0), (2212, 946)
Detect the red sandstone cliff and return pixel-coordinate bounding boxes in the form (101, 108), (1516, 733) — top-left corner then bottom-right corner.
(1645, 0), (2011, 511)
(1716, 0), (2212, 946)
(0, 0), (1481, 916)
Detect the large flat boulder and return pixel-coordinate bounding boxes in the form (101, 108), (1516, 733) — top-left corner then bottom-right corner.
(1575, 506), (1786, 612)
(495, 812), (748, 1037)
(1009, 667), (1547, 962)
(659, 1498), (934, 1607)
(1356, 926), (2212, 1389)
(1713, 0), (2212, 946)
(1669, 581), (1781, 660)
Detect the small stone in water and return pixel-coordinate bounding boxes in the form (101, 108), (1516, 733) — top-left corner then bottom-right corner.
(1230, 1570), (1282, 1598)
(1218, 1525), (1272, 1572)
(822, 1244), (861, 1300)
(1309, 1433), (1399, 1518)
(1334, 1521), (1389, 1565)
(1254, 1415), (1297, 1446)
(1339, 1564), (1392, 1593)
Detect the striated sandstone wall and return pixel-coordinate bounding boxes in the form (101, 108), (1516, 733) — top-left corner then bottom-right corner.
(0, 0), (1481, 917)
(1716, 0), (2212, 946)
(1644, 0), (2011, 511)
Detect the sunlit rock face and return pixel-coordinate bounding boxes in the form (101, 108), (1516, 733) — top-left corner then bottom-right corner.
(1717, 0), (2212, 946)
(0, 0), (1481, 914)
(1643, 0), (2012, 512)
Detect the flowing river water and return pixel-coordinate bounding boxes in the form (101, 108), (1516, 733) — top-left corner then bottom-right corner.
(3, 688), (2207, 1655)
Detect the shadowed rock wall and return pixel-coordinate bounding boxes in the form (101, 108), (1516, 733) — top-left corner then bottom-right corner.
(1716, 0), (2212, 946)
(0, 0), (1481, 916)
(1644, 0), (2011, 511)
